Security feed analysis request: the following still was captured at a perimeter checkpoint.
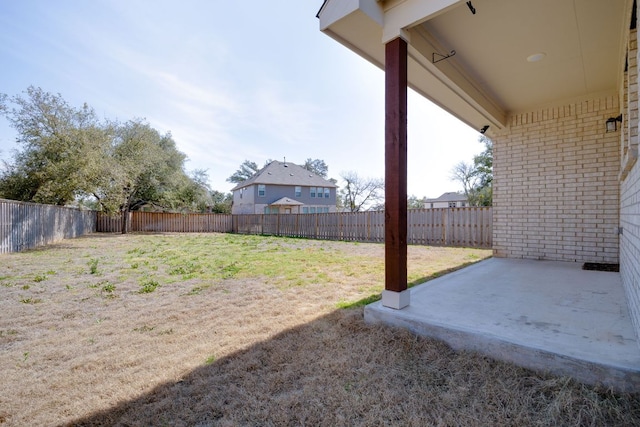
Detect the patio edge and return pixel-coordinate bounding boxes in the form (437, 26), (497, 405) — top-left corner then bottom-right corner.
(364, 303), (640, 393)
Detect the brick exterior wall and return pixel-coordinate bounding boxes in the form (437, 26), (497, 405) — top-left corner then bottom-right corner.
(621, 159), (640, 348)
(493, 96), (620, 264)
(620, 26), (640, 345)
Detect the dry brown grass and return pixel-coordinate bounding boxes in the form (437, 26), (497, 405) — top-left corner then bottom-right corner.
(0, 233), (638, 426)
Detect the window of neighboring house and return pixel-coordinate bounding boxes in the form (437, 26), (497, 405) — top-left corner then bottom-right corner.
(461, 202), (466, 207)
(239, 188), (243, 199)
(321, 207), (329, 213)
(258, 184), (266, 197)
(430, 203), (434, 208)
(448, 202), (457, 208)
(310, 207), (316, 214)
(310, 187), (316, 198)
(324, 188), (330, 198)
(302, 207), (309, 214)
(295, 186), (301, 198)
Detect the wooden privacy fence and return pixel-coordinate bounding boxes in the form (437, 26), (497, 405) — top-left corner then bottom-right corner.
(233, 208), (492, 248)
(97, 208), (492, 248)
(97, 212), (233, 233)
(0, 199), (96, 254)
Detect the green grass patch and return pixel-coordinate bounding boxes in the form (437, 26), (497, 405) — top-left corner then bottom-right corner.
(88, 258), (99, 274)
(101, 282), (116, 298)
(139, 279), (159, 294)
(336, 294), (381, 309)
(112, 234), (491, 295)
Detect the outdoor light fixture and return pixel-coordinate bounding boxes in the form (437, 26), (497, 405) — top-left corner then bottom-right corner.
(606, 115), (622, 133)
(480, 125), (489, 134)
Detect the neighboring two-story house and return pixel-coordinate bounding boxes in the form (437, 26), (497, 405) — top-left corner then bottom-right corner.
(424, 192), (468, 208)
(231, 160), (338, 214)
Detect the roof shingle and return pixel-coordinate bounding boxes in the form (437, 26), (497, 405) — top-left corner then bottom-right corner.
(231, 161), (337, 191)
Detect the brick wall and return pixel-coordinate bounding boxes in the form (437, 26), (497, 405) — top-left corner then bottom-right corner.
(620, 26), (640, 346)
(493, 96), (620, 263)
(621, 160), (640, 348)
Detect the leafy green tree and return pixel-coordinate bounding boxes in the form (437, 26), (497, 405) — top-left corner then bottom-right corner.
(0, 86), (109, 205)
(303, 158), (328, 178)
(210, 190), (232, 213)
(472, 135), (493, 206)
(0, 87), (224, 222)
(105, 120), (189, 232)
(226, 160), (259, 183)
(181, 169), (214, 212)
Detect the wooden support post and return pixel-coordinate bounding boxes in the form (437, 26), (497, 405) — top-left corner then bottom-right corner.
(383, 37), (409, 309)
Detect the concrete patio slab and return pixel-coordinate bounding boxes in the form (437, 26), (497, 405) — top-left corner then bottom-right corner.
(364, 258), (640, 392)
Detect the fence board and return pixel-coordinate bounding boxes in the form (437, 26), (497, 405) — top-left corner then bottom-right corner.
(0, 199), (96, 254)
(2, 202), (490, 253)
(96, 208), (491, 248)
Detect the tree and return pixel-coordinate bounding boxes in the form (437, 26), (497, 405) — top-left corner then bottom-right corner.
(449, 135), (493, 206)
(472, 135), (493, 206)
(0, 87), (222, 220)
(184, 169), (214, 212)
(302, 158), (328, 178)
(407, 195), (424, 209)
(450, 161), (477, 199)
(107, 120), (190, 232)
(339, 171), (384, 212)
(0, 86), (110, 205)
(158, 169), (214, 213)
(226, 160), (259, 183)
(210, 190), (232, 213)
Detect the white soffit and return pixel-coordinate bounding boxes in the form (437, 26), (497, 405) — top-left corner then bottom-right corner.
(319, 0), (629, 130)
(421, 0), (628, 112)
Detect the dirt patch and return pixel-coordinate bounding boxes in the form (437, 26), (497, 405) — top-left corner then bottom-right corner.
(0, 233), (637, 426)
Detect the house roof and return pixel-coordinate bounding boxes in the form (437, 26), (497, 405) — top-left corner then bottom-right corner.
(318, 0), (630, 134)
(231, 161), (338, 191)
(425, 192), (467, 203)
(270, 197), (304, 206)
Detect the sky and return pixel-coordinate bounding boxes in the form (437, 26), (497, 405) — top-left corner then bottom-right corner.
(0, 0), (483, 199)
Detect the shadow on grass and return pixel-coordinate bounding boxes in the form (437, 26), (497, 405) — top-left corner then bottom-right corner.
(62, 306), (639, 427)
(337, 259), (489, 310)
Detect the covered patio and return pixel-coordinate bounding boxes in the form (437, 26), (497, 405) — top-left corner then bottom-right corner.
(319, 0), (640, 390)
(366, 258), (640, 392)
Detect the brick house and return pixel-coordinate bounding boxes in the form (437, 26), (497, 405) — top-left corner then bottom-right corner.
(318, 0), (640, 342)
(231, 160), (337, 214)
(424, 192), (467, 208)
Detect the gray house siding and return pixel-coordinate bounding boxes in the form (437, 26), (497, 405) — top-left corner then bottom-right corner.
(254, 184), (335, 206)
(232, 185), (257, 214)
(231, 161), (338, 214)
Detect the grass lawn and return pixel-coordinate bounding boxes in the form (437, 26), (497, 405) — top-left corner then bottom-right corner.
(0, 233), (638, 426)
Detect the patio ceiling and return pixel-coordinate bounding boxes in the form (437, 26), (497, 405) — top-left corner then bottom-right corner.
(319, 0), (631, 132)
